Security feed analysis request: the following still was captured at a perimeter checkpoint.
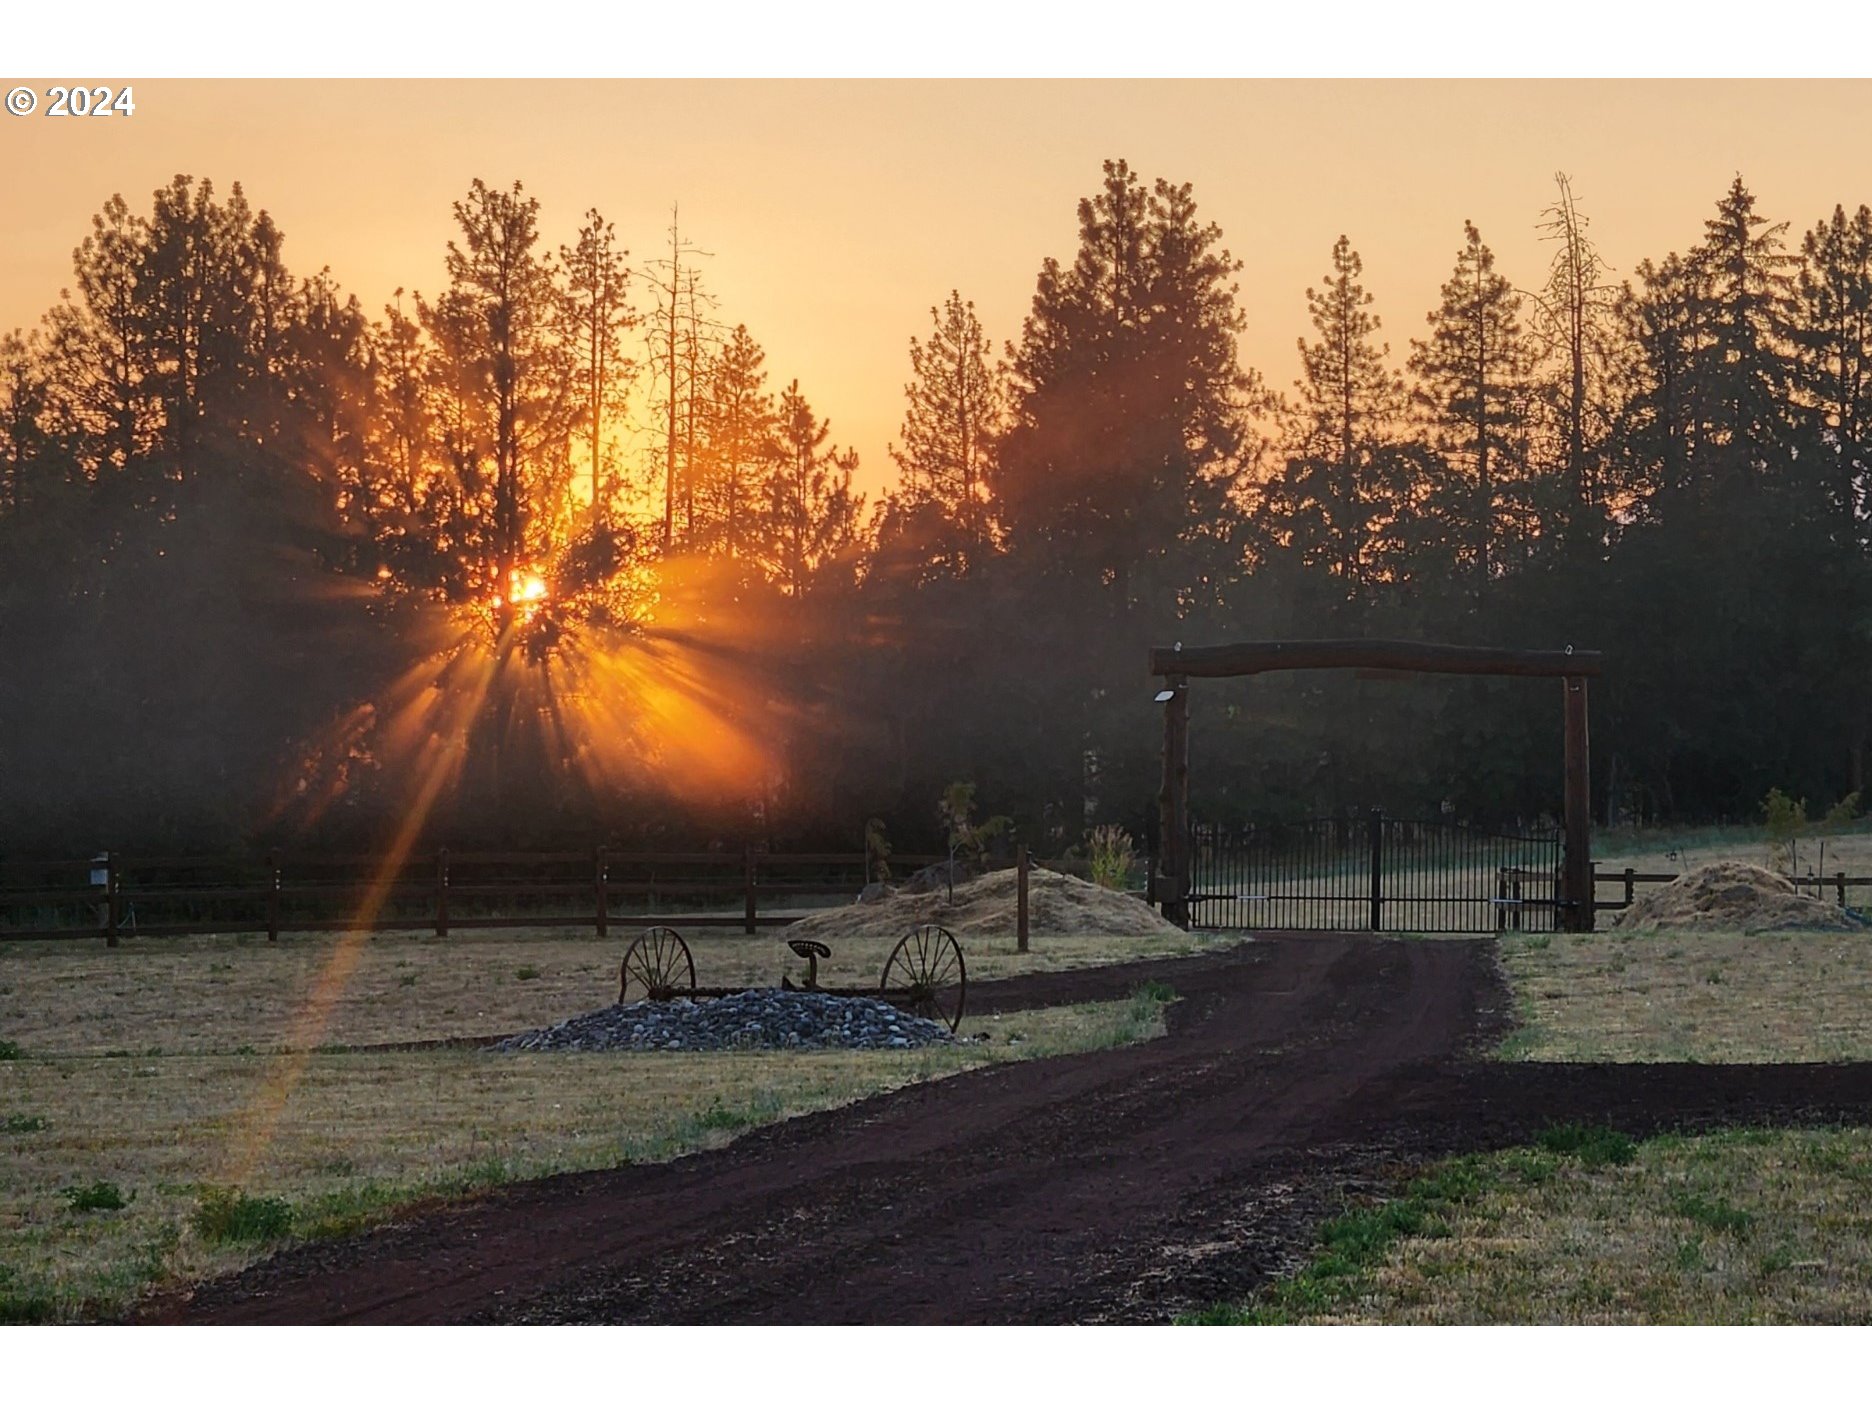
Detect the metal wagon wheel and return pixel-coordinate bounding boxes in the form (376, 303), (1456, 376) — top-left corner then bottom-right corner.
(618, 925), (696, 1004)
(880, 923), (967, 1032)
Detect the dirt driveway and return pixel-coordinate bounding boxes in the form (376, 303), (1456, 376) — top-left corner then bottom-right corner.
(158, 935), (1872, 1323)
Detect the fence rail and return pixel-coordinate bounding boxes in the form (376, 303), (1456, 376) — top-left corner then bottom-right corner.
(0, 848), (952, 946)
(1592, 865), (1872, 913)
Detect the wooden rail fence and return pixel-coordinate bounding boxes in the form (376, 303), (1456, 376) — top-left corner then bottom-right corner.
(0, 848), (952, 946)
(1593, 864), (1872, 914)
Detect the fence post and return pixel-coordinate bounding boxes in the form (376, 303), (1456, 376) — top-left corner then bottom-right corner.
(105, 851), (120, 949)
(1368, 808), (1384, 932)
(1496, 867), (1507, 933)
(594, 846), (609, 941)
(1623, 866), (1635, 909)
(743, 845), (757, 936)
(1839, 871), (1849, 908)
(435, 848), (450, 940)
(266, 848), (281, 943)
(1017, 842), (1030, 953)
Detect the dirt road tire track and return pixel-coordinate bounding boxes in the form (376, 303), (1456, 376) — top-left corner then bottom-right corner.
(156, 935), (1872, 1324)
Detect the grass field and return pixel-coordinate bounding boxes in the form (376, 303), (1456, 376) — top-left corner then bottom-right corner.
(1188, 1125), (1872, 1324)
(1497, 928), (1872, 1063)
(0, 922), (1233, 1055)
(0, 924), (1188, 1322)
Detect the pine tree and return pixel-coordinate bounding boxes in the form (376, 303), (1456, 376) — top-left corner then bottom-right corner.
(693, 323), (776, 561)
(1696, 177), (1797, 502)
(560, 209), (635, 528)
(1408, 221), (1540, 598)
(764, 379), (862, 597)
(1792, 204), (1872, 543)
(43, 193), (153, 474)
(419, 179), (574, 593)
(1528, 173), (1617, 548)
(995, 160), (1249, 607)
(889, 291), (1001, 576)
(1262, 235), (1408, 600)
(0, 331), (52, 517)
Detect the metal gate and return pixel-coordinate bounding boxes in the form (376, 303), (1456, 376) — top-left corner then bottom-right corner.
(1188, 811), (1562, 933)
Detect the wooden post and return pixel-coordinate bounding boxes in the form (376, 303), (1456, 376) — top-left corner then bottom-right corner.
(1016, 842), (1030, 953)
(743, 844), (757, 936)
(1838, 871), (1849, 908)
(1563, 676), (1593, 932)
(1158, 676), (1191, 928)
(594, 846), (608, 941)
(266, 848), (281, 943)
(105, 851), (120, 949)
(435, 848), (450, 940)
(1623, 866), (1635, 909)
(1368, 808), (1384, 932)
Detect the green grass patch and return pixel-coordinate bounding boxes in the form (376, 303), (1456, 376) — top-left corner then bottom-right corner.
(0, 1040), (21, 1061)
(2, 1114), (48, 1134)
(192, 1187), (295, 1245)
(63, 1181), (128, 1213)
(515, 966), (541, 982)
(1536, 1123), (1637, 1167)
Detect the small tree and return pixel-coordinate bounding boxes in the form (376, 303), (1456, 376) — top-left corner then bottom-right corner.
(864, 816), (893, 884)
(938, 781), (1010, 899)
(1762, 787), (1808, 874)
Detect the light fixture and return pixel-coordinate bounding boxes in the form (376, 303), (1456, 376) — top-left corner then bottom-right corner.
(1153, 688), (1177, 703)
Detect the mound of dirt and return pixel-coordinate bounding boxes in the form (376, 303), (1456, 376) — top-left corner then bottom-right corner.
(1613, 860), (1867, 933)
(789, 866), (1180, 946)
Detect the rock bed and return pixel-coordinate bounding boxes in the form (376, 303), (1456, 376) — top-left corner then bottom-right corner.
(493, 989), (956, 1053)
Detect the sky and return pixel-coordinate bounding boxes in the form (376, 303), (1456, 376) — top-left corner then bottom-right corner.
(5, 79), (1872, 499)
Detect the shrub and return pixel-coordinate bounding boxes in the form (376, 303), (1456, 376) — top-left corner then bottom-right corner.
(2, 1114), (48, 1134)
(193, 1186), (294, 1244)
(64, 1181), (127, 1213)
(515, 966), (541, 982)
(0, 1041), (20, 1062)
(1762, 787), (1808, 874)
(1823, 792), (1862, 828)
(1086, 825), (1138, 891)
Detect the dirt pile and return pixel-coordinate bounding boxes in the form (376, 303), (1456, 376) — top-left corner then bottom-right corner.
(789, 866), (1180, 946)
(1613, 860), (1867, 933)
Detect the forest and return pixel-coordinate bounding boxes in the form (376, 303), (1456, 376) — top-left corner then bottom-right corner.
(0, 161), (1867, 856)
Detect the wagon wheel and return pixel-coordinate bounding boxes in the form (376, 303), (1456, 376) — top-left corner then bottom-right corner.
(881, 923), (966, 1032)
(618, 926), (696, 1003)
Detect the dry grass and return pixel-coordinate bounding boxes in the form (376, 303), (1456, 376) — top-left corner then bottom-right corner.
(1196, 1127), (1872, 1324)
(0, 992), (1172, 1322)
(1498, 928), (1872, 1063)
(0, 922), (1231, 1056)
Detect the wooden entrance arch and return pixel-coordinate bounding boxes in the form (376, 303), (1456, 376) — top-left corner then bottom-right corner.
(1149, 640), (1603, 933)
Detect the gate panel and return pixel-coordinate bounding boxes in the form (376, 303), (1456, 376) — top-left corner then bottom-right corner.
(1189, 814), (1561, 933)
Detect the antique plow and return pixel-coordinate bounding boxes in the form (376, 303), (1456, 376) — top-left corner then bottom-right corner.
(618, 923), (967, 1032)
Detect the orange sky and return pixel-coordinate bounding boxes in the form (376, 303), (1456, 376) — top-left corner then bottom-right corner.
(6, 79), (1871, 499)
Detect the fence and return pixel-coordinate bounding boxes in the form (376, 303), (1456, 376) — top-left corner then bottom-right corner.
(1592, 865), (1872, 915)
(0, 848), (952, 946)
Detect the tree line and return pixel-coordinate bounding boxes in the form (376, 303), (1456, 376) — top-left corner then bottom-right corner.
(1, 162), (1866, 855)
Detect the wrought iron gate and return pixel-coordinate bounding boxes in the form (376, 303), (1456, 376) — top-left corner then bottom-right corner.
(1188, 812), (1562, 933)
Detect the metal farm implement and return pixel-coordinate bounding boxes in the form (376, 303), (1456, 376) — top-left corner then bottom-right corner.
(617, 924), (968, 1032)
